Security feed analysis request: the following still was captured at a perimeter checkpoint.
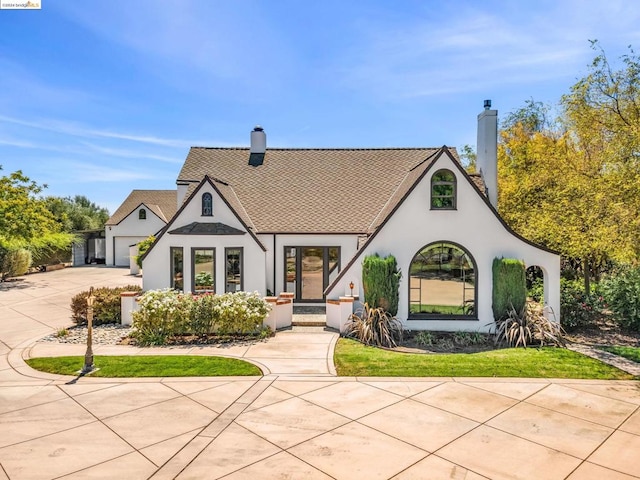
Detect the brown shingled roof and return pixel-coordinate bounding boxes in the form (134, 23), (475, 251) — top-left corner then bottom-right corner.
(106, 190), (177, 226)
(178, 147), (459, 234)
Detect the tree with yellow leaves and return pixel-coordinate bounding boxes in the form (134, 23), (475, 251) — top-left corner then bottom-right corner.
(498, 42), (640, 292)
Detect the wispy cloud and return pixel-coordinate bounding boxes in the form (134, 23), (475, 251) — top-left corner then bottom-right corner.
(336, 2), (640, 100)
(0, 115), (210, 148)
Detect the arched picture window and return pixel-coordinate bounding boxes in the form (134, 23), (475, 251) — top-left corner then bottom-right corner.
(202, 193), (213, 216)
(409, 242), (476, 318)
(139, 208), (147, 220)
(431, 169), (456, 209)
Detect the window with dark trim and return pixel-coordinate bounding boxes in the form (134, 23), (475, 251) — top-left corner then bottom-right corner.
(408, 242), (476, 319)
(202, 193), (213, 216)
(192, 248), (215, 294)
(170, 247), (184, 291)
(431, 169), (456, 209)
(139, 208), (147, 220)
(225, 247), (243, 292)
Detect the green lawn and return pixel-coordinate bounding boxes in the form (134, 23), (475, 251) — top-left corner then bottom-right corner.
(335, 338), (634, 379)
(26, 355), (262, 377)
(601, 346), (640, 363)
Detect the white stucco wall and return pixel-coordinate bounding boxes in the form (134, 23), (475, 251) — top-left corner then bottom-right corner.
(326, 154), (560, 332)
(142, 181), (266, 295)
(257, 234), (276, 295)
(106, 205), (167, 266)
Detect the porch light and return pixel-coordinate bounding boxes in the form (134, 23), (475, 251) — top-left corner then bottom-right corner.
(349, 281), (354, 296)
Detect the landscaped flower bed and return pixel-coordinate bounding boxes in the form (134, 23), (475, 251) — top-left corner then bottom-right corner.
(131, 289), (272, 346)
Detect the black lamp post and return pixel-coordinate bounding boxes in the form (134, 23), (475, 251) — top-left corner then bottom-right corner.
(82, 287), (95, 374)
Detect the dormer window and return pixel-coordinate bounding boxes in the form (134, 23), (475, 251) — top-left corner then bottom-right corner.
(202, 193), (213, 216)
(139, 208), (147, 220)
(431, 169), (456, 209)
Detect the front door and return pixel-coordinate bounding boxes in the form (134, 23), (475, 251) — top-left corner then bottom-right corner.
(285, 246), (340, 302)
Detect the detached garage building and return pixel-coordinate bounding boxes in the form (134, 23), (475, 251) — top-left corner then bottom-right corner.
(105, 190), (177, 266)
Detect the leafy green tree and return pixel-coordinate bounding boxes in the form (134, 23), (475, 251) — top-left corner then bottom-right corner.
(0, 168), (59, 240)
(0, 167), (75, 277)
(45, 195), (110, 232)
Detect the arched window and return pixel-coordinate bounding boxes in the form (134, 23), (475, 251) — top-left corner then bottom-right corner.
(409, 241), (476, 318)
(139, 208), (146, 220)
(431, 169), (456, 209)
(202, 193), (213, 216)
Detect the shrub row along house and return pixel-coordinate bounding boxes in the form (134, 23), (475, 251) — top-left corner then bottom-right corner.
(107, 102), (560, 332)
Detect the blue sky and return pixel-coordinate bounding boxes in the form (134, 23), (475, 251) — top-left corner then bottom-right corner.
(1, 1), (639, 214)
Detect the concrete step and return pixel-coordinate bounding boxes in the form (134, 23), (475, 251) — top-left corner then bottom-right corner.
(291, 314), (326, 327)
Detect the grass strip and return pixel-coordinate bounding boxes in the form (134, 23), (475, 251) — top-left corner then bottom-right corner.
(600, 346), (640, 364)
(335, 338), (634, 379)
(26, 355), (262, 377)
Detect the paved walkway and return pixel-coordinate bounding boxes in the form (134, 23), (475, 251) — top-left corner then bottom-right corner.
(0, 267), (639, 479)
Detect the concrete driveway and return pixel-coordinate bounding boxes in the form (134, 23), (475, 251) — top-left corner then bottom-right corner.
(1, 266), (639, 479)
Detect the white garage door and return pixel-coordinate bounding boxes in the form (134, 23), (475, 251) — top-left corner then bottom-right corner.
(114, 236), (146, 266)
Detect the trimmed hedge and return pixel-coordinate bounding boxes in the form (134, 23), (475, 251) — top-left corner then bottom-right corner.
(492, 257), (526, 321)
(71, 285), (142, 325)
(362, 254), (401, 316)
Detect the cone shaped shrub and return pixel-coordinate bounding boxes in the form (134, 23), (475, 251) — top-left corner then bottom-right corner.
(492, 257), (526, 322)
(362, 254), (401, 315)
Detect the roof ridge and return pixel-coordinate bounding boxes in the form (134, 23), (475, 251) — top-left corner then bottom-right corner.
(190, 146), (444, 151)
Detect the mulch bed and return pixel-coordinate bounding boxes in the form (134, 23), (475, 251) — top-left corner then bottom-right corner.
(394, 317), (639, 355)
(564, 317), (640, 347)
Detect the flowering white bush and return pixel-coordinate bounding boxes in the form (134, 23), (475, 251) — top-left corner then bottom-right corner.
(132, 288), (190, 345)
(131, 289), (271, 345)
(213, 291), (271, 334)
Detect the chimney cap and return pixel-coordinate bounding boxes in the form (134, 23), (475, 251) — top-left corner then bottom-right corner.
(484, 99), (491, 110)
(253, 125), (264, 132)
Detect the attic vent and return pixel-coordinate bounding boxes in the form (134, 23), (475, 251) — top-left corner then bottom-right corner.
(249, 125), (266, 167)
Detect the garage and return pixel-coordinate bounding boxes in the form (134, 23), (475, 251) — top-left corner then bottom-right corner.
(113, 236), (147, 267)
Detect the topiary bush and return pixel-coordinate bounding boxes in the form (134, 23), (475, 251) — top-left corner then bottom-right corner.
(492, 258), (526, 322)
(362, 253), (401, 315)
(602, 266), (640, 331)
(71, 285), (142, 325)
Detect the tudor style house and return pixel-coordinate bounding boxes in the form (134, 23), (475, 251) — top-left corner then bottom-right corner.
(136, 103), (560, 331)
(105, 190), (177, 266)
